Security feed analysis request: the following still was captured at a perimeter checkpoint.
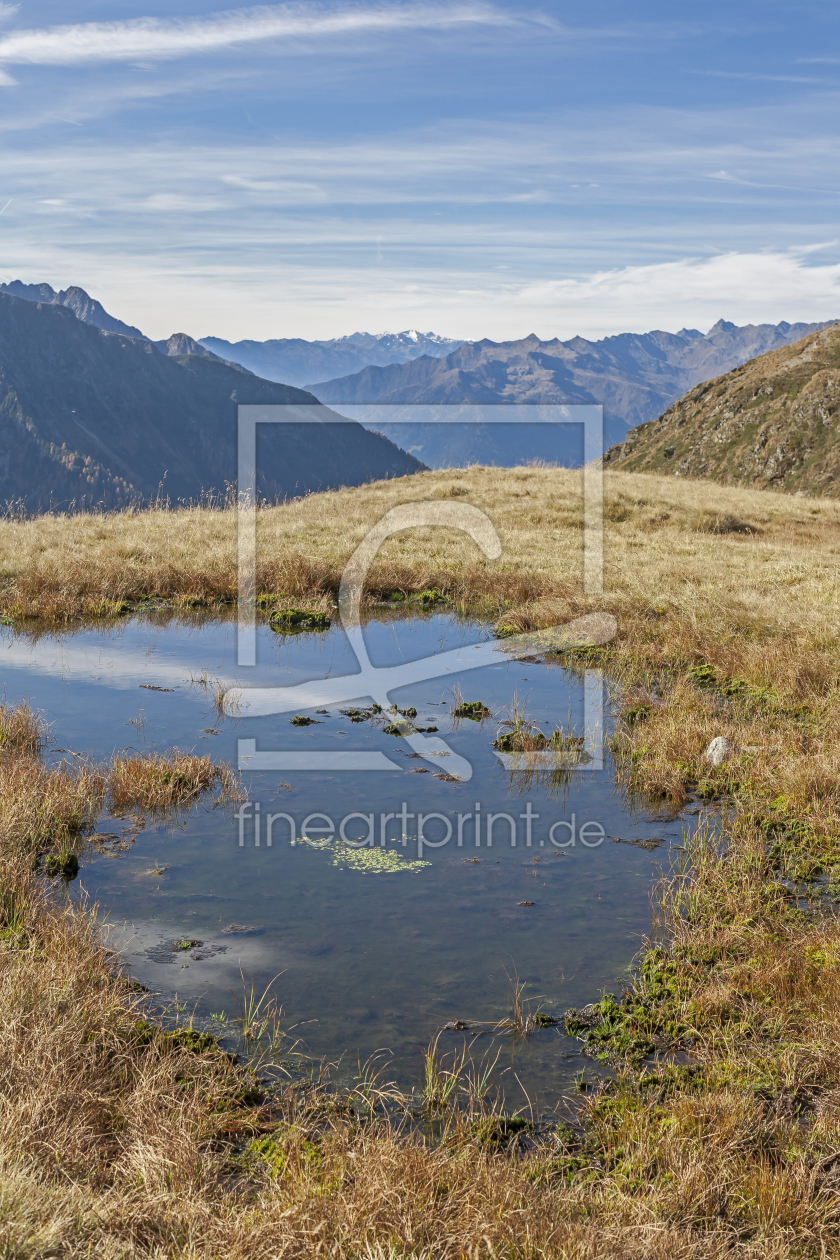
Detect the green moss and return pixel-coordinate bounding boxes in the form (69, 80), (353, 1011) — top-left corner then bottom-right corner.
(493, 728), (583, 754)
(454, 701), (491, 719)
(564, 953), (692, 1064)
(408, 589), (449, 607)
(687, 663), (717, 687)
(43, 852), (79, 879)
(242, 1125), (323, 1180)
(269, 608), (331, 633)
(623, 703), (652, 726)
(133, 1020), (237, 1062)
(0, 925), (29, 950)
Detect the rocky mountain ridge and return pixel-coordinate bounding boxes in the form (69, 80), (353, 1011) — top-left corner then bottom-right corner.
(0, 280), (145, 339)
(0, 291), (423, 512)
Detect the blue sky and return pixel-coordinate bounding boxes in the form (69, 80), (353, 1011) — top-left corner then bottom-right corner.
(0, 0), (838, 341)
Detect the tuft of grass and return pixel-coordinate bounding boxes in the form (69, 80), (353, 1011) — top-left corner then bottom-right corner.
(690, 508), (758, 535)
(0, 754), (105, 858)
(107, 749), (243, 813)
(0, 701), (46, 757)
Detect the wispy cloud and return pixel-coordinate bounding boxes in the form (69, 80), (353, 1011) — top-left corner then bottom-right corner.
(0, 3), (512, 67)
(2, 242), (838, 344)
(691, 69), (833, 84)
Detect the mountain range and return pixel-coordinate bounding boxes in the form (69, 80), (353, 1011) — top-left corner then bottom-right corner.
(306, 321), (837, 468)
(199, 330), (461, 387)
(603, 322), (840, 497)
(2, 275), (838, 499)
(0, 291), (422, 512)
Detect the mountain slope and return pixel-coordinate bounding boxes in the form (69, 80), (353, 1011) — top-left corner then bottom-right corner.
(199, 330), (462, 387)
(308, 320), (837, 468)
(0, 292), (423, 511)
(0, 280), (145, 339)
(602, 322), (840, 496)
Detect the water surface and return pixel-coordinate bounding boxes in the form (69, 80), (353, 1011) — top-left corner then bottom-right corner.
(1, 611), (691, 1105)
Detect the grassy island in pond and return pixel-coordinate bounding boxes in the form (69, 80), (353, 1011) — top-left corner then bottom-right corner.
(2, 466), (840, 1255)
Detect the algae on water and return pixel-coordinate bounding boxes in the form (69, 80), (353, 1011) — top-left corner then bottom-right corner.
(292, 839), (431, 874)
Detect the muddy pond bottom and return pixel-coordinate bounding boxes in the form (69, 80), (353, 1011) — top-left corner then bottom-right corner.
(2, 611), (694, 1107)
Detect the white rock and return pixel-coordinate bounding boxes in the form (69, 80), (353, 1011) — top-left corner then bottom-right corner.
(704, 736), (731, 767)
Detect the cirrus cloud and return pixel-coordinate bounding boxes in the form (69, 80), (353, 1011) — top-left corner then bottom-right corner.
(0, 2), (513, 68)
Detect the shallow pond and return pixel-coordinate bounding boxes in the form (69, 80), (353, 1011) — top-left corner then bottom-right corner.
(1, 611), (694, 1107)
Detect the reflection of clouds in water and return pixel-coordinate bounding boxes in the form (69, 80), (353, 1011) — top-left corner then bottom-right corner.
(100, 918), (297, 1001)
(0, 635), (236, 692)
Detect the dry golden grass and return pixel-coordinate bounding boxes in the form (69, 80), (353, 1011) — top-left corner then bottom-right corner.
(0, 464), (838, 637)
(3, 470), (840, 1254)
(0, 699), (46, 756)
(107, 748), (243, 813)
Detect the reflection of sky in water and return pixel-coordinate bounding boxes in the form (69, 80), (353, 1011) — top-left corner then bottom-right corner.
(1, 613), (694, 1105)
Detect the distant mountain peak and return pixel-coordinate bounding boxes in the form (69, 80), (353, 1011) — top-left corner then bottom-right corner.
(154, 332), (234, 364)
(199, 328), (464, 388)
(0, 279), (145, 339)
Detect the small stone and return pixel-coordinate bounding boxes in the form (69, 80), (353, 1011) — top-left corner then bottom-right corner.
(704, 736), (731, 767)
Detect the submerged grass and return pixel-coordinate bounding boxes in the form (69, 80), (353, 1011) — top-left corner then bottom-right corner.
(4, 470), (840, 1252)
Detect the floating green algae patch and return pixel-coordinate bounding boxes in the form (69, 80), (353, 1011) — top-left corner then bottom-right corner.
(290, 839), (431, 874)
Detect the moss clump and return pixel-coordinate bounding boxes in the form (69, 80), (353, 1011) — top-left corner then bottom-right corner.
(242, 1126), (323, 1180)
(289, 715), (320, 727)
(133, 1020), (234, 1060)
(43, 852), (79, 880)
(687, 663), (717, 687)
(0, 926), (29, 950)
(269, 608), (331, 633)
(623, 703), (652, 727)
(409, 589), (449, 607)
(454, 700), (491, 719)
(493, 728), (583, 754)
(563, 951), (693, 1065)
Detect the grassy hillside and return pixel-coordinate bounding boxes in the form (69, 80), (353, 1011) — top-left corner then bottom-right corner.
(604, 322), (840, 495)
(4, 468), (840, 1255)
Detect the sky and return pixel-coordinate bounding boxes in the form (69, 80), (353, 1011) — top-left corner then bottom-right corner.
(0, 0), (838, 342)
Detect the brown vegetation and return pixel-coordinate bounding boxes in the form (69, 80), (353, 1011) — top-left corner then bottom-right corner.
(107, 748), (243, 813)
(2, 469), (840, 1253)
